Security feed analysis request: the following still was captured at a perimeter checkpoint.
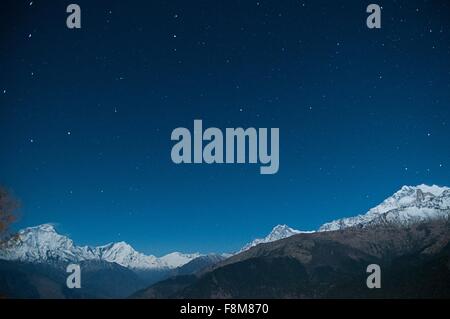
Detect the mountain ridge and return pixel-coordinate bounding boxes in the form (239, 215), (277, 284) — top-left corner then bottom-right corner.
(133, 218), (450, 298)
(1, 183), (450, 298)
(319, 184), (450, 231)
(1, 184), (449, 270)
(238, 184), (450, 251)
(0, 224), (201, 270)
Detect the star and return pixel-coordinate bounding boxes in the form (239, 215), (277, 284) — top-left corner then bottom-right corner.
(67, 131), (71, 135)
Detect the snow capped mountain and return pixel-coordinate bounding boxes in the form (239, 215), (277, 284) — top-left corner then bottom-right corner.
(2, 184), (449, 266)
(0, 224), (98, 262)
(159, 252), (202, 268)
(239, 224), (312, 252)
(95, 242), (163, 269)
(319, 184), (450, 231)
(238, 184), (450, 252)
(0, 224), (200, 270)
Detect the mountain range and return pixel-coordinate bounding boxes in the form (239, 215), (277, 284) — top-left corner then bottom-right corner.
(319, 184), (450, 231)
(1, 184), (449, 298)
(0, 224), (201, 270)
(136, 219), (450, 298)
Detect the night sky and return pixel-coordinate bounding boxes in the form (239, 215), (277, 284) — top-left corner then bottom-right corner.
(1, 0), (450, 255)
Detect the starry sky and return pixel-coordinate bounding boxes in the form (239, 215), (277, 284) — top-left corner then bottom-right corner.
(1, 0), (450, 255)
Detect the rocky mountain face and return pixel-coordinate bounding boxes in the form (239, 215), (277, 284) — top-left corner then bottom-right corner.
(238, 184), (450, 251)
(239, 225), (309, 253)
(319, 184), (450, 231)
(134, 219), (450, 298)
(132, 184), (450, 299)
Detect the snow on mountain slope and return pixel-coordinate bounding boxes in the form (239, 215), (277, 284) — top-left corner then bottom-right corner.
(0, 224), (98, 262)
(0, 224), (200, 270)
(159, 252), (202, 268)
(239, 224), (312, 252)
(239, 184), (450, 252)
(94, 242), (164, 269)
(319, 184), (450, 231)
(2, 184), (449, 265)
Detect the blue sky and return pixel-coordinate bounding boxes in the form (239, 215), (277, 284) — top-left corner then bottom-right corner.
(1, 0), (449, 255)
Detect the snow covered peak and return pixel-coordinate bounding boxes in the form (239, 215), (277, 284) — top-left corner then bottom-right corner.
(238, 184), (450, 253)
(0, 223), (96, 263)
(265, 225), (300, 241)
(406, 184), (448, 197)
(0, 224), (200, 270)
(365, 184), (448, 216)
(159, 252), (202, 268)
(98, 241), (134, 253)
(239, 224), (311, 253)
(32, 223), (57, 232)
(95, 241), (163, 269)
(2, 184), (448, 266)
(319, 184), (450, 231)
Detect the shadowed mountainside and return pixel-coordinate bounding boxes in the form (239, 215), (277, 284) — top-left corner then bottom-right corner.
(132, 219), (450, 298)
